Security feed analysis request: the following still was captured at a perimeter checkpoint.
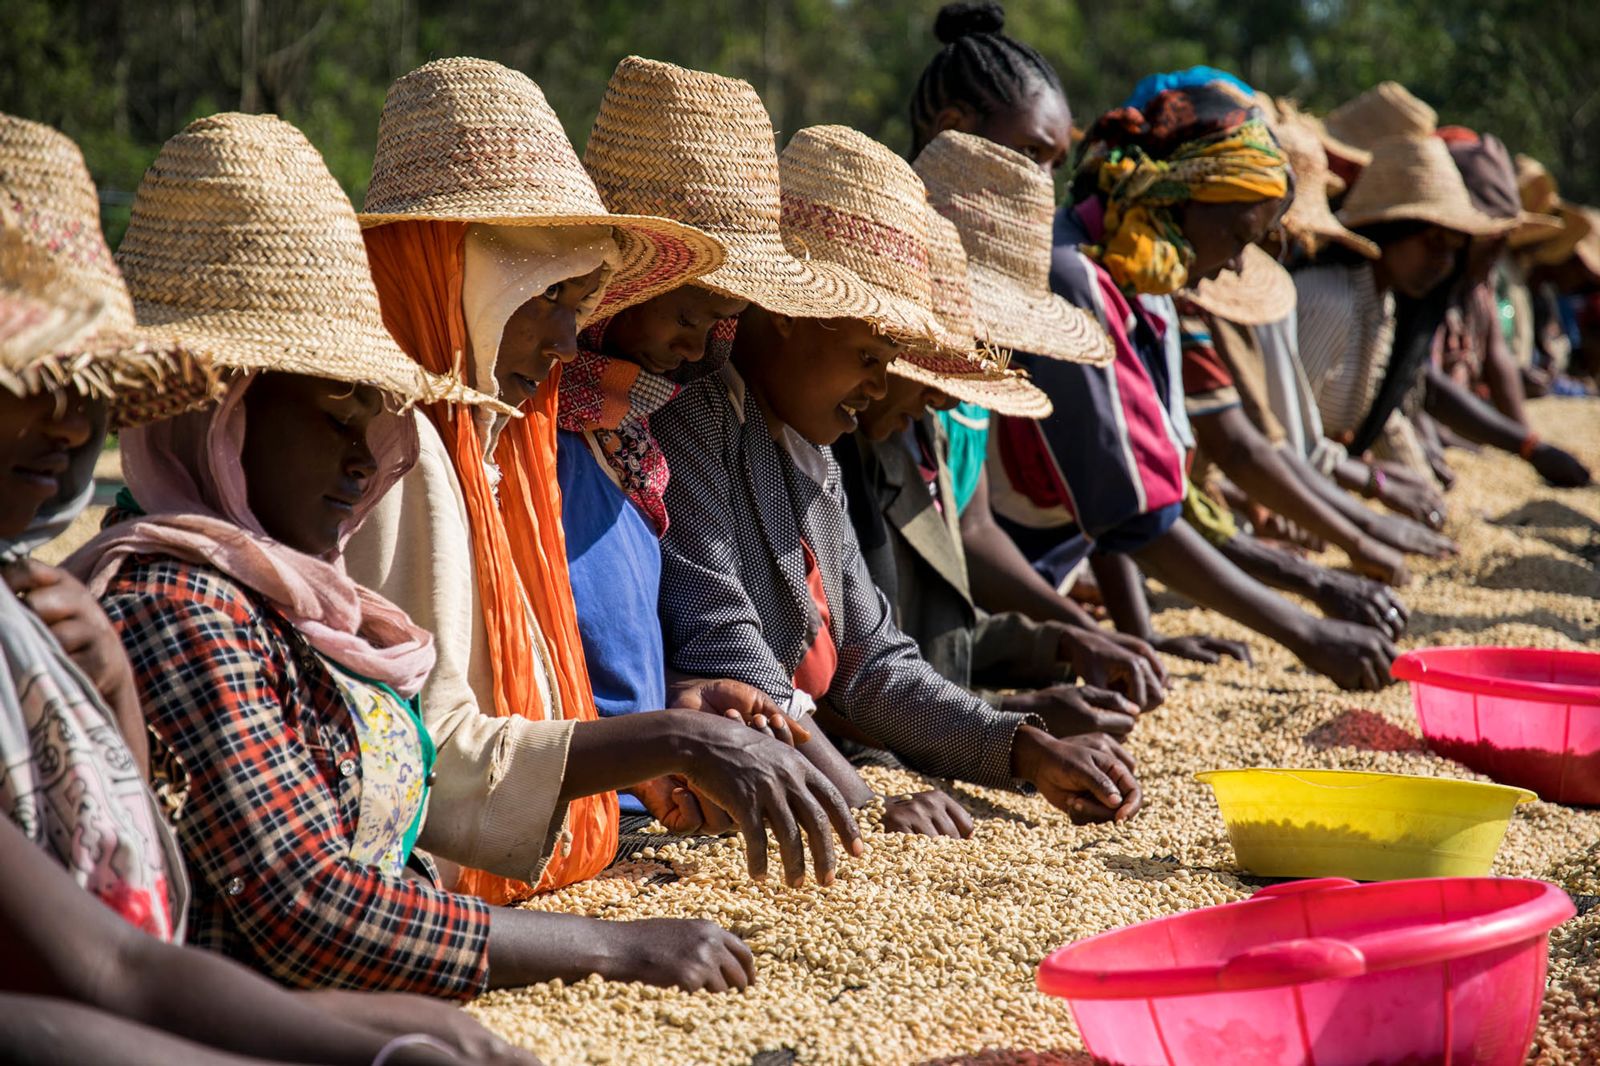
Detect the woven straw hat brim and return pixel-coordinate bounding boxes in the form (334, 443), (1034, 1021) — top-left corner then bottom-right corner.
(966, 262), (1114, 367)
(583, 57), (874, 322)
(359, 209), (726, 321)
(1311, 123), (1374, 168)
(1270, 117), (1379, 260)
(914, 130), (1113, 367)
(890, 355), (1052, 419)
(1287, 188), (1380, 257)
(1338, 200), (1515, 238)
(778, 125), (944, 344)
(695, 238), (880, 321)
(1526, 204), (1592, 266)
(122, 112), (510, 417)
(1338, 136), (1516, 239)
(1505, 210), (1563, 241)
(0, 121), (219, 428)
(139, 314), (510, 416)
(1184, 245), (1298, 326)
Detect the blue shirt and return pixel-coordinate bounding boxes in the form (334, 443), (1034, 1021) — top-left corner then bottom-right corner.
(557, 430), (666, 814)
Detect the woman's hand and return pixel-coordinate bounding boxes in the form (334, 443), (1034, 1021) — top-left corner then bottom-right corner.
(1312, 570), (1409, 640)
(299, 991), (542, 1065)
(1365, 511), (1457, 558)
(630, 775), (734, 836)
(1150, 633), (1252, 666)
(671, 715), (863, 887)
(591, 918), (757, 993)
(4, 558), (148, 775)
(1057, 627), (1167, 711)
(878, 790), (974, 839)
(1347, 535), (1410, 588)
(1010, 726), (1142, 824)
(1003, 685), (1139, 738)
(1530, 443), (1592, 488)
(1292, 619), (1397, 691)
(668, 677), (811, 746)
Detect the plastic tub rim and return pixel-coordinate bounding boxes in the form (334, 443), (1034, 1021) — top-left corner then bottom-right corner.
(1392, 645), (1600, 707)
(1194, 766), (1538, 806)
(1036, 876), (1575, 1000)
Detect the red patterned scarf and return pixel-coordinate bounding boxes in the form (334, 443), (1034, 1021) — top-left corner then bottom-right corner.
(556, 320), (682, 535)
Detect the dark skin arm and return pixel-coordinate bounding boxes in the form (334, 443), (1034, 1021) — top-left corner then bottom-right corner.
(1292, 450), (1456, 558)
(5, 560), (149, 776)
(959, 466), (1100, 626)
(1215, 532), (1409, 640)
(958, 468), (1168, 706)
(1424, 365), (1591, 486)
(1133, 521), (1397, 690)
(0, 818), (511, 1066)
(556, 708), (862, 884)
(1090, 550), (1250, 665)
(1191, 408), (1408, 585)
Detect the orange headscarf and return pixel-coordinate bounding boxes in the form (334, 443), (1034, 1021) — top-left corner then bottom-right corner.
(364, 220), (618, 900)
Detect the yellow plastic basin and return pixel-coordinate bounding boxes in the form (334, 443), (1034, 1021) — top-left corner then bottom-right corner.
(1195, 768), (1536, 882)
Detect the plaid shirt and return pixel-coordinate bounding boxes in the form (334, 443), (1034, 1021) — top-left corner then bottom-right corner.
(101, 556), (491, 998)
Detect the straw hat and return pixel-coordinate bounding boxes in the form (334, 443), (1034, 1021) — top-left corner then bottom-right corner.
(1183, 245), (1298, 326)
(1271, 118), (1378, 259)
(0, 114), (216, 427)
(914, 131), (1113, 366)
(1517, 155), (1559, 215)
(1509, 155), (1581, 251)
(892, 208), (1052, 420)
(360, 58), (724, 319)
(118, 112), (506, 413)
(1528, 204), (1600, 278)
(1324, 82), (1437, 153)
(1276, 99), (1372, 170)
(582, 57), (876, 323)
(1337, 135), (1513, 238)
(1573, 209), (1600, 278)
(776, 125), (941, 342)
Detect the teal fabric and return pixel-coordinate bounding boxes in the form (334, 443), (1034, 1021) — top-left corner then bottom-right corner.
(937, 402), (991, 515)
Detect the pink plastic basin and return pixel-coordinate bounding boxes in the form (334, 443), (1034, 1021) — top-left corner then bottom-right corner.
(1037, 877), (1573, 1066)
(1392, 646), (1600, 805)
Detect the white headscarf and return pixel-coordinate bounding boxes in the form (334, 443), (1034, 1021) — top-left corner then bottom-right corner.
(461, 223), (617, 453)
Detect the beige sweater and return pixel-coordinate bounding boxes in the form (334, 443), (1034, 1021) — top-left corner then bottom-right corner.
(345, 413), (574, 882)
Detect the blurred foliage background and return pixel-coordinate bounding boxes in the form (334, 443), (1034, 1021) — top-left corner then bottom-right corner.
(4, 0), (1599, 245)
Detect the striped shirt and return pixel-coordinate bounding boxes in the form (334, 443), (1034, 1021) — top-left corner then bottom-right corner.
(1293, 262), (1396, 439)
(989, 200), (1187, 568)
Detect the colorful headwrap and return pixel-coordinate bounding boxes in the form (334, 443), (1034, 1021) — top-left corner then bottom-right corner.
(1074, 84), (1291, 295)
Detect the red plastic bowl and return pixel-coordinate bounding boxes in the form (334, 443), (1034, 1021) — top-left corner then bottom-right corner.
(1392, 646), (1600, 805)
(1038, 877), (1573, 1066)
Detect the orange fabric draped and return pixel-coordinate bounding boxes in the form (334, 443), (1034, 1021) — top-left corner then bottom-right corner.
(363, 220), (617, 900)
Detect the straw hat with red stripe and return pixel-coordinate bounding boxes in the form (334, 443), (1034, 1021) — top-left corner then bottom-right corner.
(892, 207), (1052, 419)
(360, 57), (726, 319)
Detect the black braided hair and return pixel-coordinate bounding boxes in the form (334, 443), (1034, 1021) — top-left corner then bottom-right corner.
(909, 2), (1065, 156)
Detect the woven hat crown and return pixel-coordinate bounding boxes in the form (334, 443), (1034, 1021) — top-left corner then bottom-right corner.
(585, 56), (778, 240)
(1, 115), (135, 330)
(118, 112), (486, 409)
(1338, 134), (1509, 236)
(925, 210), (978, 347)
(1324, 81), (1436, 153)
(2, 114), (218, 423)
(915, 130), (1052, 289)
(1272, 118), (1377, 258)
(778, 124), (935, 330)
(365, 57), (609, 221)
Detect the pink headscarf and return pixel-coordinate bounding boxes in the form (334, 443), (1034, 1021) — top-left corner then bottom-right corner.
(66, 375), (436, 697)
